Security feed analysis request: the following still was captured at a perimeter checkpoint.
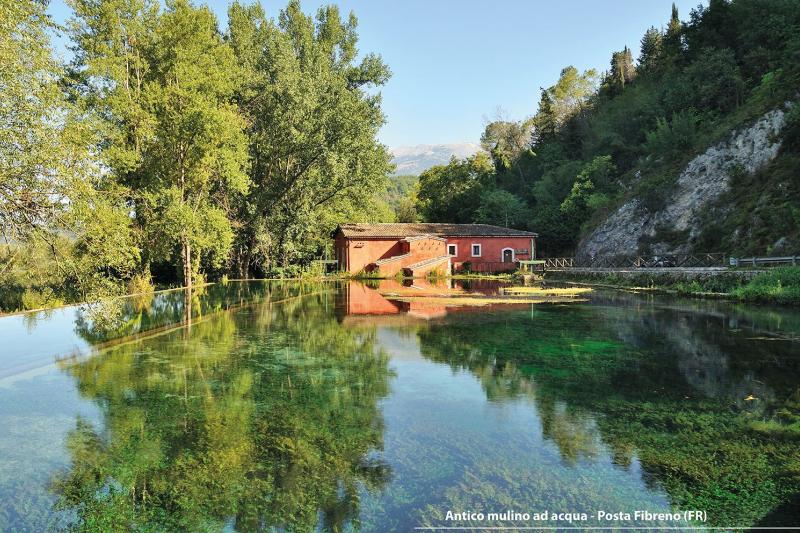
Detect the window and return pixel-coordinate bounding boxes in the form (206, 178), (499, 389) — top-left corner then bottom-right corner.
(471, 243), (482, 257)
(448, 244), (457, 256)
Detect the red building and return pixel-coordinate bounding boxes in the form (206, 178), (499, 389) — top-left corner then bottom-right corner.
(333, 223), (537, 275)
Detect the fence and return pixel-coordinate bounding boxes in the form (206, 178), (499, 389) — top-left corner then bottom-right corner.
(544, 253), (728, 270)
(730, 255), (800, 267)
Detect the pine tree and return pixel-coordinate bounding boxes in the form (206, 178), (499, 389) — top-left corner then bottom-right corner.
(609, 46), (636, 93)
(638, 26), (663, 74)
(664, 3), (683, 56)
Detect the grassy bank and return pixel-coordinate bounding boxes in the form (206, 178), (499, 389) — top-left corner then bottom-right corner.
(545, 267), (800, 305)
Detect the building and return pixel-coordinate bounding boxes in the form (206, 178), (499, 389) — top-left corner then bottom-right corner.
(332, 223), (538, 275)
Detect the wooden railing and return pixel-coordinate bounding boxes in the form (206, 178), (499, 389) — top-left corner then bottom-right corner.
(545, 257), (574, 268)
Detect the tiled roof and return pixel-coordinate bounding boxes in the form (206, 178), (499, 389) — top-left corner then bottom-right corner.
(335, 223), (538, 238)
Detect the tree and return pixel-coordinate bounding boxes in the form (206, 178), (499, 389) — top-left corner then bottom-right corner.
(684, 48), (744, 112)
(228, 0), (391, 273)
(1, 0), (138, 305)
(560, 155), (617, 217)
(607, 46), (636, 94)
(69, 0), (249, 288)
(480, 118), (533, 185)
(638, 26), (663, 74)
(415, 153), (494, 223)
(664, 3), (683, 57)
(533, 66), (598, 137)
(395, 198), (419, 223)
(473, 189), (531, 228)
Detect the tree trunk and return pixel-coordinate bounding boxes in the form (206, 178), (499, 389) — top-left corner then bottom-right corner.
(181, 235), (192, 289)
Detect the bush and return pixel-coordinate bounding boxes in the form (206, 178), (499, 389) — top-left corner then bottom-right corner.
(644, 109), (700, 159)
(21, 287), (63, 311)
(781, 103), (800, 153)
(127, 272), (154, 295)
(734, 267), (800, 304)
(262, 265), (303, 279)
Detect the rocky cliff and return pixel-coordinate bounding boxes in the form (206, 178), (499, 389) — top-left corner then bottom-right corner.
(578, 108), (788, 258)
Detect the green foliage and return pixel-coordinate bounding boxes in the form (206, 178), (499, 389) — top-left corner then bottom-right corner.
(416, 153), (494, 223)
(533, 66), (598, 138)
(683, 48), (745, 112)
(127, 272), (155, 295)
(229, 0), (391, 272)
(474, 189), (530, 228)
(69, 0), (249, 288)
(638, 26), (664, 75)
(782, 104), (800, 153)
(643, 109), (700, 158)
(734, 267), (800, 304)
(417, 0), (800, 258)
(0, 0), (139, 311)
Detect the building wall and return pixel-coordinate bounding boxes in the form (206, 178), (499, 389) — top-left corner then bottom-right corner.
(335, 236), (402, 273)
(335, 233), (535, 274)
(446, 236), (534, 271)
(341, 281), (402, 315)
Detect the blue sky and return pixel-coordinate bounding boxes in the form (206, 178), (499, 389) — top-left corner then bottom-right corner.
(48, 0), (702, 147)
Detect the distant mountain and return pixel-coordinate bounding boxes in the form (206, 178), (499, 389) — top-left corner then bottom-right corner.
(390, 143), (481, 176)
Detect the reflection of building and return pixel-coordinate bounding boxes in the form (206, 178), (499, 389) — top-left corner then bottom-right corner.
(336, 281), (448, 323)
(333, 223), (537, 275)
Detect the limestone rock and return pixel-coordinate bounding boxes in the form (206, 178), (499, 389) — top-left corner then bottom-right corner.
(577, 108), (787, 259)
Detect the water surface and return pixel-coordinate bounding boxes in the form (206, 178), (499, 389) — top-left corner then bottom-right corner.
(1, 280), (799, 531)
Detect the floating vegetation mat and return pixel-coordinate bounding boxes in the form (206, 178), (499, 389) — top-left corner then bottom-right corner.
(500, 286), (593, 297)
(387, 295), (590, 307)
(378, 287), (466, 298)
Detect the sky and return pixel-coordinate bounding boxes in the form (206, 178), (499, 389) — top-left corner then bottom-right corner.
(47, 0), (703, 148)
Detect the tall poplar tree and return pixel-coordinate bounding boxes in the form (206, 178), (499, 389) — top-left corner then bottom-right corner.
(69, 0), (248, 287)
(227, 0), (391, 273)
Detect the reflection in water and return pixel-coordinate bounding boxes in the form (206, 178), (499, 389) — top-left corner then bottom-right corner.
(0, 281), (798, 530)
(54, 287), (392, 531)
(414, 300), (800, 527)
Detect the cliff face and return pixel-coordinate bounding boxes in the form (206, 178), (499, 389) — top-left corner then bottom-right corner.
(577, 108), (788, 259)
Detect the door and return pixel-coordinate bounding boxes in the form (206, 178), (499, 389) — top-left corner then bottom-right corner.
(503, 249), (514, 263)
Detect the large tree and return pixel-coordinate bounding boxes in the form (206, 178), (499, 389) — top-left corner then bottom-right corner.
(68, 0), (249, 287)
(1, 0), (138, 306)
(415, 153), (495, 223)
(532, 66), (598, 138)
(227, 0), (391, 274)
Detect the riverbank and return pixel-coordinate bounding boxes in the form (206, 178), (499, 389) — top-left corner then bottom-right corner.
(545, 266), (800, 305)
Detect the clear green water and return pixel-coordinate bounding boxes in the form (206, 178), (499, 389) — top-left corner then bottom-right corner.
(1, 281), (799, 531)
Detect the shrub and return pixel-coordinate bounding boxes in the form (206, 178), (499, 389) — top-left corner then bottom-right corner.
(781, 103), (800, 153)
(644, 109), (700, 159)
(21, 287), (63, 310)
(734, 267), (800, 304)
(127, 272), (154, 295)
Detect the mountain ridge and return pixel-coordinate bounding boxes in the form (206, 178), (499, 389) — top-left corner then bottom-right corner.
(390, 143), (481, 176)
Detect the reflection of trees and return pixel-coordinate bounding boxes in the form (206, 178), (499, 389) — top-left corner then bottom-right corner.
(54, 290), (391, 532)
(73, 280), (327, 345)
(416, 305), (800, 528)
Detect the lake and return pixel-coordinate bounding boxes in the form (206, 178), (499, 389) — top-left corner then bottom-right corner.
(1, 280), (799, 531)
